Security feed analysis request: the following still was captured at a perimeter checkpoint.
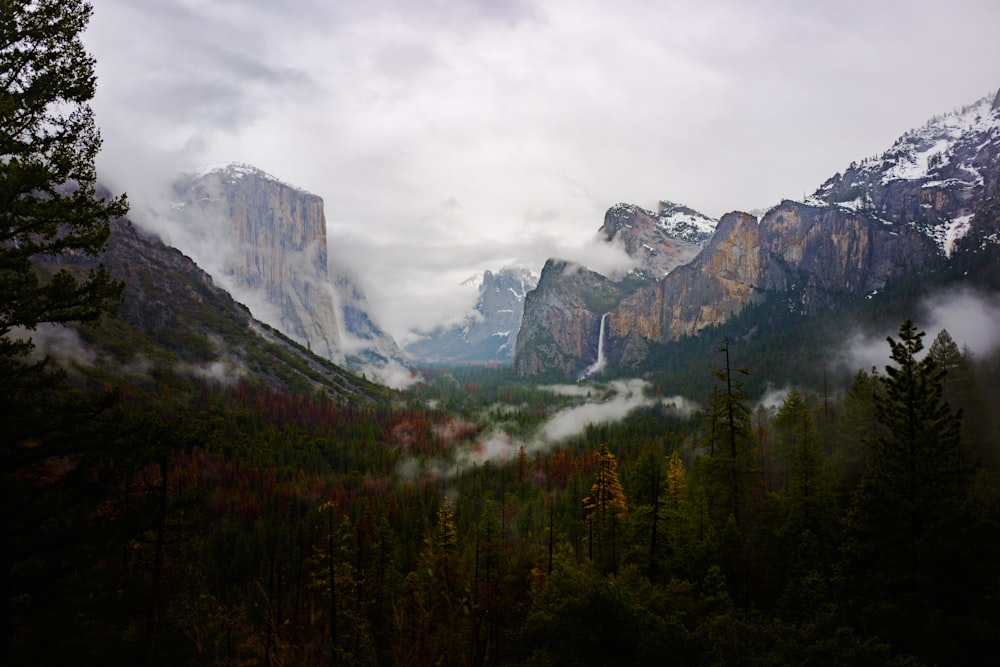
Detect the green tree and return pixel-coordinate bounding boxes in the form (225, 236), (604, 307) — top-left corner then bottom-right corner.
(840, 320), (972, 660)
(834, 368), (884, 489)
(0, 0), (126, 347)
(772, 389), (834, 537)
(1, 0), (126, 658)
(699, 340), (756, 531)
(763, 389), (836, 619)
(928, 329), (988, 463)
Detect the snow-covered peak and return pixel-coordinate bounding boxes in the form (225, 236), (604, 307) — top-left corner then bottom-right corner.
(876, 94), (998, 185)
(655, 200), (718, 244)
(607, 201), (717, 245)
(811, 89), (1000, 257)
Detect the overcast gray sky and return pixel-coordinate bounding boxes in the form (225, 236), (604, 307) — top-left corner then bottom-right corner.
(84, 0), (1000, 342)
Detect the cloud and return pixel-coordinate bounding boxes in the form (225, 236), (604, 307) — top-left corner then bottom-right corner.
(397, 378), (701, 481)
(920, 287), (1000, 358)
(538, 378), (652, 443)
(86, 0), (1000, 345)
(832, 287), (1000, 374)
(11, 324), (97, 369)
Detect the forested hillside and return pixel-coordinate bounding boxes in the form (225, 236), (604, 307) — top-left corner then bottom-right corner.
(7, 319), (1000, 665)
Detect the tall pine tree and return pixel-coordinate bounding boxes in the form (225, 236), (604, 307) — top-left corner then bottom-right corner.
(1, 1), (127, 658)
(840, 320), (973, 661)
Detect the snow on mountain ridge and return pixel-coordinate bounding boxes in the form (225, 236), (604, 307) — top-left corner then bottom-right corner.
(654, 200), (718, 243)
(607, 201), (717, 246)
(189, 162), (314, 196)
(812, 89), (1000, 257)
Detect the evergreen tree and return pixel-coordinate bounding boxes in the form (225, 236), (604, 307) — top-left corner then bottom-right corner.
(0, 0), (126, 348)
(772, 389), (834, 538)
(583, 444), (627, 571)
(700, 340), (756, 531)
(929, 329), (988, 461)
(840, 320), (971, 660)
(1, 1), (126, 658)
(765, 389), (836, 619)
(834, 368), (884, 489)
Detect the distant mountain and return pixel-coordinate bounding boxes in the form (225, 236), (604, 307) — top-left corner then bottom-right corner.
(600, 201), (716, 278)
(47, 212), (388, 404)
(167, 163), (409, 385)
(405, 267), (538, 364)
(515, 88), (1000, 378)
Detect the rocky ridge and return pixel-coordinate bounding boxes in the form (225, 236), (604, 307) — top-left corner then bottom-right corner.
(515, 87), (1000, 378)
(51, 212), (385, 404)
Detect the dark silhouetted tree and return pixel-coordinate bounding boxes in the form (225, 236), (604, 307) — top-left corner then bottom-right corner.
(1, 1), (127, 658)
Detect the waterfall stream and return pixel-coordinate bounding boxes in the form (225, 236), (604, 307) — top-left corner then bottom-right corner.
(581, 313), (609, 379)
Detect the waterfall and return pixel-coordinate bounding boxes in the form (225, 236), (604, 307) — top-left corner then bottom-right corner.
(581, 313), (609, 379)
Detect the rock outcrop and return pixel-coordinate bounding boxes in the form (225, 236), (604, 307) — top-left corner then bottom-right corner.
(56, 211), (384, 404)
(171, 164), (343, 359)
(514, 260), (634, 377)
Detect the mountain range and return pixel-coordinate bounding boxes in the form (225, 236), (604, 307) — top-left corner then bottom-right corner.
(515, 88), (1000, 378)
(44, 87), (1000, 393)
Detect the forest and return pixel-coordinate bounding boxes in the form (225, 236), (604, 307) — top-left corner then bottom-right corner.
(6, 318), (1000, 666)
(4, 2), (1000, 665)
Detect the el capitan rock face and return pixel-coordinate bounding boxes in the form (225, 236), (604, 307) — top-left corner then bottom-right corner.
(172, 164), (343, 360)
(169, 164), (407, 380)
(515, 88), (1000, 378)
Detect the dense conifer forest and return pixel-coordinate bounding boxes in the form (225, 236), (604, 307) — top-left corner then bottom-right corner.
(6, 319), (1000, 666)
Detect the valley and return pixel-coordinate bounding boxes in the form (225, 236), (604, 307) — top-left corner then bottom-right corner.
(5, 4), (1000, 663)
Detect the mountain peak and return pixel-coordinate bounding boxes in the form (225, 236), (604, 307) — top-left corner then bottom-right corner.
(809, 88), (1000, 257)
(602, 201), (716, 277)
(187, 162), (314, 196)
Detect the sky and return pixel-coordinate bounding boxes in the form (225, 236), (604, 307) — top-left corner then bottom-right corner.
(84, 0), (1000, 343)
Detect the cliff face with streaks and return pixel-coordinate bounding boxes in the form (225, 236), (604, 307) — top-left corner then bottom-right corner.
(515, 89), (1000, 378)
(169, 164), (407, 381)
(513, 260), (626, 377)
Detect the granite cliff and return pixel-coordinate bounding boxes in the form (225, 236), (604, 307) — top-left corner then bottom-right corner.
(49, 210), (385, 404)
(167, 164), (407, 383)
(515, 88), (1000, 378)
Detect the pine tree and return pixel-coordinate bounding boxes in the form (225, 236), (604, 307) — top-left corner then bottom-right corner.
(840, 320), (970, 659)
(583, 444), (627, 571)
(772, 389), (833, 536)
(0, 0), (126, 349)
(1, 2), (127, 658)
(701, 339), (755, 530)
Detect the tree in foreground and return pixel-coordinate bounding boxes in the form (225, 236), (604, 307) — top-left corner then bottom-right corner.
(840, 320), (983, 662)
(583, 443), (627, 571)
(1, 0), (127, 658)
